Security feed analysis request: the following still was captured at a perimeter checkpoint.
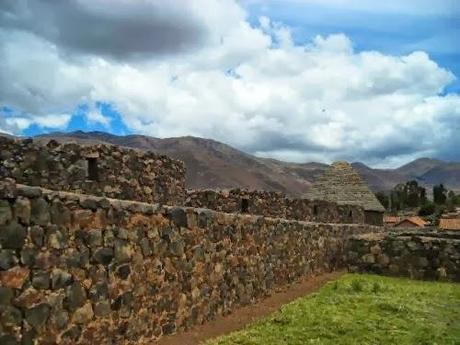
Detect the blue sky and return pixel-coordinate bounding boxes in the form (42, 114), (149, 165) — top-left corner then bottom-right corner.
(0, 0), (459, 167)
(245, 0), (460, 93)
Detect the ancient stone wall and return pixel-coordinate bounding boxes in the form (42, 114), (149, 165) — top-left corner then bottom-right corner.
(0, 179), (380, 344)
(185, 189), (366, 224)
(347, 231), (460, 282)
(0, 136), (186, 205)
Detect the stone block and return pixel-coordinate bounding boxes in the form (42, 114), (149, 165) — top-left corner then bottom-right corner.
(13, 197), (31, 225)
(0, 222), (26, 249)
(30, 198), (50, 226)
(0, 200), (12, 225)
(0, 266), (30, 289)
(25, 303), (51, 329)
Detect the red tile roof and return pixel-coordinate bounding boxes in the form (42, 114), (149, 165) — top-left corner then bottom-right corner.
(394, 216), (428, 228)
(439, 218), (460, 230)
(384, 216), (401, 224)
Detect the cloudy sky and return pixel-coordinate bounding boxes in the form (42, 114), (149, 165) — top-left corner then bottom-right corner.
(0, 0), (459, 167)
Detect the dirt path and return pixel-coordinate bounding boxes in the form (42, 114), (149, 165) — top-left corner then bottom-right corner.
(156, 271), (345, 345)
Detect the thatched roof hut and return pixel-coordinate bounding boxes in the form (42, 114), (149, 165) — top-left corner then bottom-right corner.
(305, 161), (385, 225)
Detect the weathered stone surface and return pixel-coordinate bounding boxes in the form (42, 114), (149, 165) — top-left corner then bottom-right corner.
(72, 302), (93, 324)
(48, 229), (67, 249)
(25, 303), (51, 329)
(0, 179), (384, 344)
(0, 250), (18, 270)
(13, 288), (43, 308)
(53, 310), (69, 329)
(169, 207), (188, 227)
(114, 240), (132, 263)
(20, 248), (37, 267)
(49, 199), (71, 226)
(0, 305), (23, 326)
(115, 264), (131, 280)
(31, 271), (50, 290)
(0, 334), (19, 345)
(185, 189), (367, 225)
(139, 238), (152, 257)
(86, 229), (103, 247)
(92, 247), (114, 265)
(80, 197), (98, 210)
(61, 325), (81, 342)
(1, 136), (186, 205)
(0, 222), (26, 249)
(0, 267), (30, 289)
(347, 231), (460, 282)
(93, 300), (111, 317)
(51, 269), (73, 290)
(0, 200), (12, 225)
(65, 282), (87, 311)
(30, 198), (50, 226)
(29, 226), (45, 247)
(13, 197), (31, 225)
(17, 185), (41, 198)
(88, 282), (108, 302)
(0, 178), (17, 199)
(0, 287), (14, 305)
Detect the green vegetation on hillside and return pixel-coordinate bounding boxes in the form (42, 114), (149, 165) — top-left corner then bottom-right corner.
(206, 274), (460, 345)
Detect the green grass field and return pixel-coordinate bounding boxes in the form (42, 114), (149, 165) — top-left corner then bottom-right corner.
(205, 274), (460, 345)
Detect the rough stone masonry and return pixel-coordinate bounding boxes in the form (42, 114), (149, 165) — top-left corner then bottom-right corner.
(0, 136), (186, 206)
(185, 189), (365, 224)
(347, 231), (460, 282)
(0, 179), (382, 344)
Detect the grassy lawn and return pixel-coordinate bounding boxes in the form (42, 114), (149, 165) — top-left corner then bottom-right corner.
(205, 274), (460, 345)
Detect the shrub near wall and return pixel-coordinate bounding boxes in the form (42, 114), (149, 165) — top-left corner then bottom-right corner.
(0, 179), (380, 344)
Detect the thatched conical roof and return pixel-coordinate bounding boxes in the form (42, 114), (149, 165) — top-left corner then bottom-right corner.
(305, 161), (385, 212)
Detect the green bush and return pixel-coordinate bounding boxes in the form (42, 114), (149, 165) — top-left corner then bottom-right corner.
(418, 202), (436, 216)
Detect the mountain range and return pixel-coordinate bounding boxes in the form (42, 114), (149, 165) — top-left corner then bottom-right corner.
(27, 131), (460, 196)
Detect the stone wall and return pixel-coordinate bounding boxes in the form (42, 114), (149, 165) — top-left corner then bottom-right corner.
(0, 179), (380, 344)
(185, 189), (366, 224)
(0, 136), (186, 205)
(347, 231), (460, 282)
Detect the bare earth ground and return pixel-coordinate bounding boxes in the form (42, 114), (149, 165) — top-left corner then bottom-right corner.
(155, 271), (344, 345)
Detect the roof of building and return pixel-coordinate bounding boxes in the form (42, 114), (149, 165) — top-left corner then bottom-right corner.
(439, 218), (460, 230)
(395, 216), (428, 227)
(384, 216), (401, 224)
(304, 161), (386, 212)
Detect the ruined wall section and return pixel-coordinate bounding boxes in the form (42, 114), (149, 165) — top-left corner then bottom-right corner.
(347, 231), (460, 282)
(0, 180), (380, 344)
(185, 189), (365, 224)
(0, 136), (186, 205)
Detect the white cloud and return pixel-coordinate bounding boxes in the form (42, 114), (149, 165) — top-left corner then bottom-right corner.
(0, 0), (459, 166)
(86, 106), (111, 127)
(3, 113), (71, 131)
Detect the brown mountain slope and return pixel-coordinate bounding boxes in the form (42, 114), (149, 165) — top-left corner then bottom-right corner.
(33, 131), (460, 195)
(35, 131), (318, 196)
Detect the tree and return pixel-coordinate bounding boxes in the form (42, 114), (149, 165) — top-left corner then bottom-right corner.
(388, 181), (427, 212)
(375, 191), (389, 210)
(446, 190), (458, 212)
(433, 184), (447, 204)
(405, 180), (426, 208)
(418, 202), (436, 216)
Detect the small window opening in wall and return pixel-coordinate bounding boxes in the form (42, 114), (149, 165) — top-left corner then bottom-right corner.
(348, 210), (353, 218)
(241, 198), (249, 213)
(313, 205), (319, 216)
(86, 157), (99, 181)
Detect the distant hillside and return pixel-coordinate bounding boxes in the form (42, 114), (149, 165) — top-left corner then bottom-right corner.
(30, 131), (460, 196)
